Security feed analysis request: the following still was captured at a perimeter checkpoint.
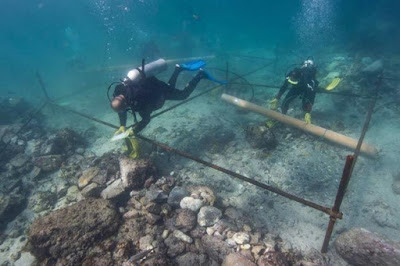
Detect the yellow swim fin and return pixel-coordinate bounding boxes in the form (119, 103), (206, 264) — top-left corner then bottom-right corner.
(325, 77), (341, 91)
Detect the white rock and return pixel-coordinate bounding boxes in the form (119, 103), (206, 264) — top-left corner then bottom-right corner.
(232, 232), (250, 245)
(162, 230), (169, 239)
(173, 230), (193, 243)
(206, 227), (215, 236)
(180, 196), (203, 212)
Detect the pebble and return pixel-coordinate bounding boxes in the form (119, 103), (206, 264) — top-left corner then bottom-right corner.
(173, 230), (193, 243)
(243, 224), (252, 232)
(226, 238), (237, 248)
(241, 244), (251, 250)
(233, 232), (250, 245)
(206, 228), (215, 236)
(180, 196), (203, 212)
(162, 230), (169, 239)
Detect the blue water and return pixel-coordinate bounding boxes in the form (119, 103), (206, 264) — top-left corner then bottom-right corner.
(1, 0), (399, 101)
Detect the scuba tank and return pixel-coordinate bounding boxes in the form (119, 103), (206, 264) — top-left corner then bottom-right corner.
(127, 58), (167, 83)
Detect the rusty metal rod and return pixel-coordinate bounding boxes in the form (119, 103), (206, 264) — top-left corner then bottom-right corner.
(48, 101), (340, 218)
(48, 101), (119, 129)
(36, 72), (50, 100)
(136, 134), (340, 218)
(320, 75), (381, 253)
(321, 155), (354, 253)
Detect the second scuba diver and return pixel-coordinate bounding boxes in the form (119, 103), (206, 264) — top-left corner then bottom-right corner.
(109, 58), (226, 159)
(269, 59), (318, 124)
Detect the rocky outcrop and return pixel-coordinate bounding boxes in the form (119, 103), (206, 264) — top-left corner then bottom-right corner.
(28, 198), (120, 265)
(335, 228), (400, 266)
(245, 125), (277, 150)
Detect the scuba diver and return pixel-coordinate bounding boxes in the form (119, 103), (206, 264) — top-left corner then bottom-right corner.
(269, 59), (318, 124)
(109, 58), (226, 159)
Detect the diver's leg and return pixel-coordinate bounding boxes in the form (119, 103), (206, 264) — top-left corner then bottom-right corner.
(281, 89), (300, 114)
(165, 71), (203, 101)
(167, 65), (183, 88)
(302, 90), (316, 112)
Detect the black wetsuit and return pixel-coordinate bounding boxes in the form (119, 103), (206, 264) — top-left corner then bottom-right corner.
(276, 67), (319, 114)
(114, 67), (203, 133)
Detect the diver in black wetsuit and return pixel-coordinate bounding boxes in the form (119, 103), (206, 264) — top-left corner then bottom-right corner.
(110, 65), (205, 158)
(270, 59), (319, 124)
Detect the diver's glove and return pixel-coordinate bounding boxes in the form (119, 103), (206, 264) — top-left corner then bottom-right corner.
(114, 126), (126, 136)
(305, 113), (311, 124)
(270, 98), (278, 110)
(124, 128), (140, 159)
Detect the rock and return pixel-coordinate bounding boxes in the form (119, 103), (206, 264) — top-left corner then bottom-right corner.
(189, 186), (216, 206)
(173, 230), (193, 243)
(164, 235), (186, 257)
(101, 179), (125, 200)
(175, 208), (197, 233)
(34, 155), (63, 172)
(66, 185), (80, 202)
(180, 196), (203, 212)
(232, 232), (250, 245)
(201, 235), (231, 263)
(10, 153), (30, 168)
(117, 217), (147, 244)
(28, 198), (120, 264)
(190, 225), (206, 239)
(81, 183), (103, 198)
(123, 209), (139, 219)
(245, 125), (277, 150)
(145, 202), (161, 215)
(176, 252), (209, 266)
(251, 246), (266, 261)
(146, 213), (162, 225)
(162, 230), (169, 239)
(168, 186), (190, 208)
(362, 59), (384, 73)
(240, 244), (251, 250)
(29, 191), (57, 213)
(0, 190), (26, 230)
(335, 227), (400, 266)
(14, 252), (36, 266)
(139, 235), (154, 250)
(197, 206), (222, 227)
(145, 189), (168, 203)
(257, 251), (289, 266)
(392, 179), (400, 195)
(222, 252), (256, 266)
(78, 167), (100, 189)
(119, 158), (157, 190)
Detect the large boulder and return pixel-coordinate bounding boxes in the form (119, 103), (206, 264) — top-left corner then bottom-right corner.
(28, 198), (120, 265)
(119, 157), (157, 190)
(335, 228), (400, 266)
(245, 125), (277, 150)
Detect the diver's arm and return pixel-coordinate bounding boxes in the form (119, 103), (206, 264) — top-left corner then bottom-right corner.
(276, 78), (289, 99)
(118, 111), (127, 127)
(134, 110), (151, 133)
